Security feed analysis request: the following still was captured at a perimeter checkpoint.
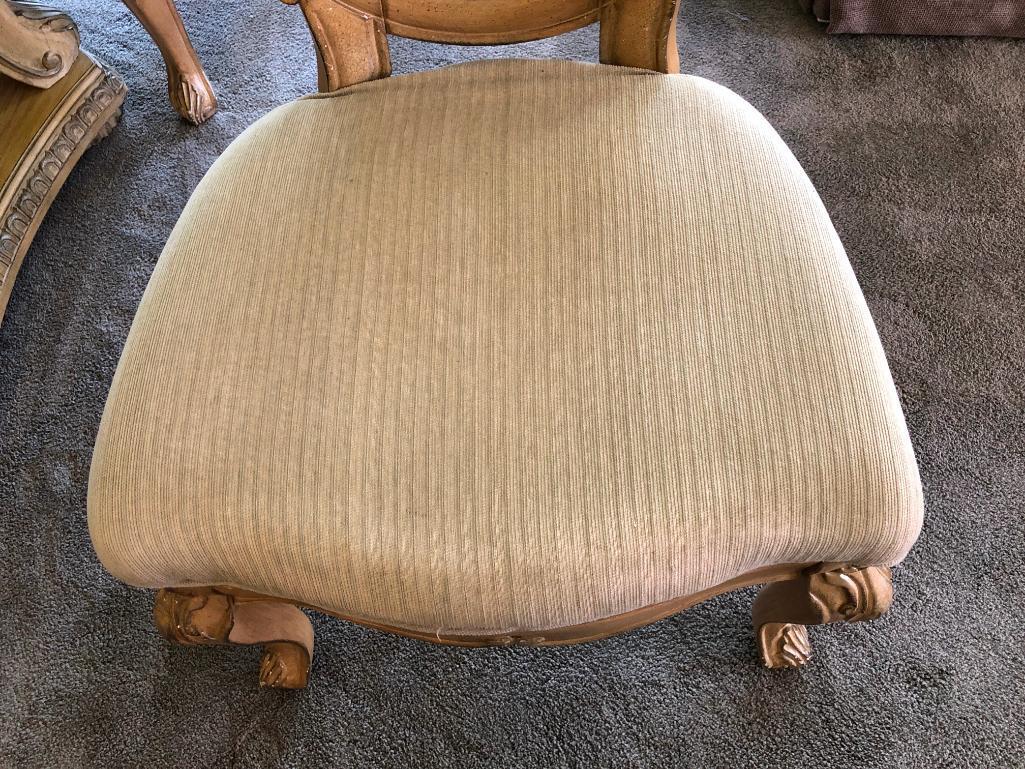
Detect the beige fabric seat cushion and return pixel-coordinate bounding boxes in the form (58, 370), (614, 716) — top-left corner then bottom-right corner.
(88, 59), (922, 637)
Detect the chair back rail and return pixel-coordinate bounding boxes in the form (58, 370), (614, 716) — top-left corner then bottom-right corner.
(281, 0), (680, 91)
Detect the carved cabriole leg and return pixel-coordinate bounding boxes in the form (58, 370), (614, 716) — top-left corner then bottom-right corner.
(752, 564), (894, 669)
(282, 0), (391, 92)
(599, 0), (681, 74)
(121, 0), (216, 124)
(153, 588), (315, 689)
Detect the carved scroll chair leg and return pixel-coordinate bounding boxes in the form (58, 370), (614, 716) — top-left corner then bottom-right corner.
(121, 0), (216, 124)
(153, 588), (314, 688)
(752, 564), (893, 669)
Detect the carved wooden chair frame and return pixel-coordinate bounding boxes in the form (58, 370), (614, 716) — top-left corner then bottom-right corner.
(139, 0), (896, 689)
(281, 0), (681, 91)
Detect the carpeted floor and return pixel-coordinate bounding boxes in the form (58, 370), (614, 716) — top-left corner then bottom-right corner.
(1, 1), (1023, 767)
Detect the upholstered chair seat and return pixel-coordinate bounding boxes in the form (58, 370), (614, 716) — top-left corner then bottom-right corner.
(89, 59), (921, 680)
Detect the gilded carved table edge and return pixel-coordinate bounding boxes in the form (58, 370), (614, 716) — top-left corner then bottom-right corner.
(0, 51), (126, 325)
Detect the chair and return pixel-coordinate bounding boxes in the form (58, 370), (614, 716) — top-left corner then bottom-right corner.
(88, 0), (923, 689)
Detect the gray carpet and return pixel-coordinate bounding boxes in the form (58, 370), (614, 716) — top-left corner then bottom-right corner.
(1, 1), (1023, 767)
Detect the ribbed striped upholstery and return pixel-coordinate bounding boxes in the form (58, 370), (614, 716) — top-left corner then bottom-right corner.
(88, 59), (922, 636)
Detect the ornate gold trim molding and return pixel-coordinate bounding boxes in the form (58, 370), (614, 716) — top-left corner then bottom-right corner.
(0, 52), (126, 324)
(0, 1), (80, 88)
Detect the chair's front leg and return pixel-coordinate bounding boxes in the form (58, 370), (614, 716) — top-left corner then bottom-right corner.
(752, 564), (893, 668)
(121, 0), (216, 124)
(153, 588), (314, 688)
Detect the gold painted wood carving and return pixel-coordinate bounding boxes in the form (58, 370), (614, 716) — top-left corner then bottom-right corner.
(0, 49), (126, 325)
(0, 0), (79, 88)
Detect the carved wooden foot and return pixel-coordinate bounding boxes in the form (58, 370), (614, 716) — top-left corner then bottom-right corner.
(121, 0), (216, 124)
(163, 63), (216, 125)
(752, 565), (893, 669)
(153, 588), (314, 688)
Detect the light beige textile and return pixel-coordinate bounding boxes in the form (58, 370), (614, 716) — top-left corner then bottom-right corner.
(89, 59), (922, 635)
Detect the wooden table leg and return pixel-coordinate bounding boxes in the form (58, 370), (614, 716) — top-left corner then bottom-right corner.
(121, 0), (216, 124)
